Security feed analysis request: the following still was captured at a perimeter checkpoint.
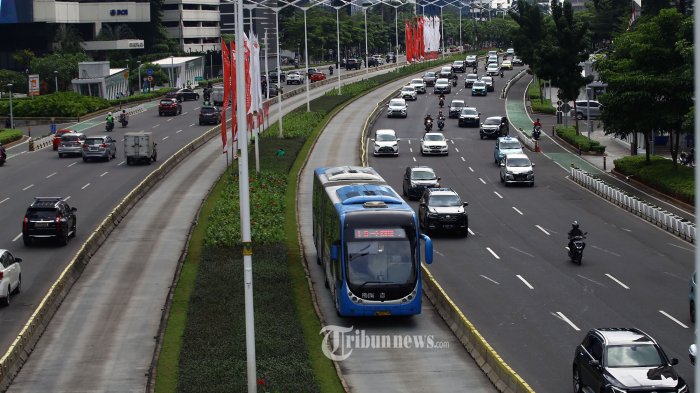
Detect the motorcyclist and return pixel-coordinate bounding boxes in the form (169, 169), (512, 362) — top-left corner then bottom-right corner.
(424, 114), (434, 129)
(533, 118), (542, 131)
(0, 142), (5, 165)
(438, 110), (445, 121)
(106, 112), (114, 129)
(439, 94), (445, 107)
(329, 65), (334, 75)
(119, 109), (128, 123)
(567, 221), (584, 251)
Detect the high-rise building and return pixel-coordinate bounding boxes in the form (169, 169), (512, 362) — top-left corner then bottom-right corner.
(161, 0), (220, 53)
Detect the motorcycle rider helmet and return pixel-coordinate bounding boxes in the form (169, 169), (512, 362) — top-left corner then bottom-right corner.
(108, 111), (112, 116)
(122, 109), (126, 113)
(572, 221), (579, 229)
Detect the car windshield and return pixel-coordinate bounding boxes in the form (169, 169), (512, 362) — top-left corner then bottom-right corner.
(507, 158), (531, 167)
(450, 101), (465, 108)
(424, 72), (435, 77)
(411, 79), (423, 84)
(425, 134), (445, 142)
(500, 141), (521, 150)
(453, 61), (463, 65)
(483, 78), (493, 83)
(376, 133), (396, 141)
(484, 118), (501, 125)
(461, 108), (478, 116)
(430, 195), (462, 207)
(389, 99), (404, 106)
(411, 169), (436, 180)
(605, 345), (665, 368)
(436, 79), (449, 84)
(473, 82), (485, 88)
(467, 74), (477, 79)
(84, 138), (106, 146)
(402, 87), (414, 91)
(346, 240), (414, 285)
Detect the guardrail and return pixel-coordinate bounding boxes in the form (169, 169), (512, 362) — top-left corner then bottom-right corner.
(570, 166), (696, 243)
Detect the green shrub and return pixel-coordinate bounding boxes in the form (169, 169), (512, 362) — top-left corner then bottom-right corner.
(614, 155), (694, 202)
(0, 129), (23, 144)
(108, 88), (176, 106)
(556, 126), (605, 152)
(531, 101), (556, 114)
(0, 92), (110, 117)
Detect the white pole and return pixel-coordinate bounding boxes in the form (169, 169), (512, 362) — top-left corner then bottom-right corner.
(235, 0), (256, 389)
(304, 8), (310, 112)
(459, 7), (462, 49)
(264, 29), (270, 100)
(336, 7), (342, 93)
(7, 84), (13, 129)
(441, 7), (445, 59)
(364, 7), (369, 75)
(275, 10), (283, 137)
(395, 6), (399, 70)
(255, 112), (260, 173)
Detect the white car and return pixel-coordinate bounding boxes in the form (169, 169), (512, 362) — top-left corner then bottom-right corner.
(0, 249), (22, 306)
(487, 63), (500, 76)
(465, 55), (477, 67)
(500, 153), (535, 186)
(410, 78), (427, 93)
(372, 129), (400, 156)
(488, 50), (498, 58)
(481, 76), (494, 92)
(386, 98), (407, 118)
(506, 48), (515, 56)
(420, 132), (449, 156)
(400, 85), (418, 101)
(433, 78), (451, 94)
(487, 55), (499, 66)
(286, 71), (305, 85)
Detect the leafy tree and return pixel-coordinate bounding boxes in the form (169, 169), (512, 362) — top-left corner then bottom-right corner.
(96, 24), (136, 41)
(0, 70), (28, 94)
(30, 53), (91, 92)
(12, 49), (35, 71)
(581, 0), (630, 49)
(510, 0), (547, 66)
(53, 24), (85, 54)
(596, 8), (692, 163)
(128, 63), (170, 89)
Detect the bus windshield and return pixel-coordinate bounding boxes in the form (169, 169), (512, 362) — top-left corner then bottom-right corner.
(346, 239), (414, 285)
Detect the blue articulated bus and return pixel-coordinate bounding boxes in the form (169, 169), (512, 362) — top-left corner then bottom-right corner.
(312, 166), (433, 316)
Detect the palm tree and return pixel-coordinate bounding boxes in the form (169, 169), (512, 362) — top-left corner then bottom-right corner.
(53, 24), (85, 53)
(96, 24), (136, 41)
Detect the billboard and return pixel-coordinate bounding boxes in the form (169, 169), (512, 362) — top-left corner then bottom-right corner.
(0, 0), (34, 24)
(28, 74), (39, 96)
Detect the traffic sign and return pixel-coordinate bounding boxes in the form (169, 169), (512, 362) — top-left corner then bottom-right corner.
(194, 76), (204, 82)
(147, 75), (154, 82)
(561, 103), (572, 112)
(146, 68), (154, 76)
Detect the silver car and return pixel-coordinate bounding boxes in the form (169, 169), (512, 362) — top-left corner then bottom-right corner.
(499, 153), (535, 186)
(58, 133), (87, 158)
(570, 100), (602, 120)
(82, 136), (117, 162)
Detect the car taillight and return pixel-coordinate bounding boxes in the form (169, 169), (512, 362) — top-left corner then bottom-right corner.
(83, 144), (88, 150)
(101, 144), (107, 148)
(23, 217), (28, 232)
(0, 271), (3, 280)
(56, 214), (61, 232)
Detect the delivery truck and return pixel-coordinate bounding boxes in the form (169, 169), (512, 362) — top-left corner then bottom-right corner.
(124, 132), (157, 165)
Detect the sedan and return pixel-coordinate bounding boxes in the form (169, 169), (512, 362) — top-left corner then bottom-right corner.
(199, 105), (222, 125)
(286, 71), (304, 85)
(310, 71), (326, 82)
(52, 129), (74, 151)
(433, 78), (451, 94)
(451, 60), (466, 73)
(512, 56), (523, 66)
(82, 135), (117, 162)
(422, 71), (437, 86)
(464, 74), (478, 87)
(0, 249), (22, 306)
(482, 76), (494, 92)
(400, 86), (417, 101)
(58, 132), (87, 158)
(448, 100), (466, 118)
(269, 70), (286, 83)
(420, 133), (449, 156)
(158, 98), (182, 116)
(487, 63), (500, 76)
(175, 88), (199, 101)
(501, 60), (513, 70)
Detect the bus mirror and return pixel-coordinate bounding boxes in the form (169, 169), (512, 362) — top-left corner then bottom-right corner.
(331, 244), (339, 260)
(421, 233), (433, 264)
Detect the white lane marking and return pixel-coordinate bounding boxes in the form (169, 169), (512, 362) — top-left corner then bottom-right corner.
(468, 167), (474, 172)
(100, 171), (109, 177)
(605, 274), (630, 289)
(667, 242), (694, 252)
(622, 228), (632, 232)
(63, 195), (71, 201)
(182, 112), (188, 115)
(659, 310), (688, 328)
(176, 129), (183, 134)
(435, 250), (445, 257)
(81, 183), (90, 190)
(46, 172), (57, 179)
(12, 233), (22, 242)
(167, 118), (173, 122)
(409, 147), (413, 153)
(494, 191), (503, 199)
(591, 245), (621, 257)
(512, 206), (523, 215)
(461, 156), (465, 162)
(163, 136), (169, 141)
(577, 274), (606, 287)
(408, 140), (411, 145)
(480, 275), (500, 285)
(194, 107), (200, 110)
(117, 161), (125, 166)
(454, 148), (459, 153)
(535, 225), (550, 235)
(152, 124), (160, 128)
(479, 178), (486, 184)
(468, 228), (474, 236)
(68, 162), (77, 167)
(189, 123), (195, 127)
(510, 246), (534, 258)
(412, 156), (417, 162)
(486, 247), (500, 259)
(555, 312), (580, 331)
(517, 275), (534, 289)
(22, 184), (34, 191)
(0, 197), (9, 204)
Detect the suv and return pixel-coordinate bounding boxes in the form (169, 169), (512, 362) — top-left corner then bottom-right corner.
(494, 136), (523, 165)
(451, 60), (466, 73)
(464, 74), (478, 87)
(465, 55), (477, 67)
(58, 132), (87, 158)
(158, 98), (182, 116)
(199, 105), (222, 125)
(22, 197), (77, 246)
(418, 188), (469, 237)
(480, 116), (508, 139)
(82, 135), (117, 162)
(402, 166), (440, 200)
(499, 153), (535, 186)
(422, 71), (437, 86)
(386, 98), (407, 118)
(52, 129), (74, 150)
(433, 78), (451, 94)
(458, 107), (480, 127)
(573, 328), (688, 393)
(448, 100), (466, 118)
(345, 58), (361, 70)
(371, 129), (400, 156)
(571, 100), (602, 120)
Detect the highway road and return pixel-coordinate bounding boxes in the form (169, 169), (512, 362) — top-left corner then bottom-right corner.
(367, 66), (695, 392)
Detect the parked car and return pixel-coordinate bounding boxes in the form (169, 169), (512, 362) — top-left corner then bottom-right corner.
(410, 78), (427, 94)
(0, 249), (22, 306)
(199, 105), (222, 125)
(310, 71), (326, 82)
(345, 58), (362, 70)
(422, 71), (438, 86)
(420, 132), (449, 156)
(402, 166), (440, 200)
(451, 60), (466, 73)
(570, 100), (602, 119)
(58, 132), (87, 158)
(419, 188), (469, 236)
(400, 85), (417, 101)
(158, 98), (182, 116)
(386, 98), (408, 118)
(471, 81), (487, 96)
(464, 73), (479, 87)
(286, 71), (305, 85)
(22, 197), (77, 246)
(458, 107), (480, 127)
(448, 100), (466, 118)
(52, 129), (74, 150)
(433, 78), (451, 94)
(465, 55), (477, 67)
(572, 328), (688, 393)
(82, 135), (117, 162)
(371, 129), (400, 156)
(494, 136), (523, 165)
(480, 116), (508, 139)
(499, 153), (535, 186)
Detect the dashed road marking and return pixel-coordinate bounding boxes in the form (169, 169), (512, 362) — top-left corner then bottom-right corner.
(0, 197), (9, 204)
(605, 274), (629, 289)
(512, 206), (523, 215)
(479, 178), (486, 184)
(468, 167), (474, 172)
(100, 172), (109, 177)
(486, 247), (500, 259)
(68, 162), (77, 167)
(535, 225), (550, 235)
(22, 184), (34, 191)
(659, 310), (688, 328)
(480, 275), (500, 285)
(494, 191), (503, 199)
(12, 233), (21, 242)
(176, 129), (183, 134)
(152, 124), (160, 128)
(163, 136), (169, 141)
(81, 183), (90, 190)
(517, 275), (534, 289)
(554, 312), (580, 331)
(46, 172), (57, 179)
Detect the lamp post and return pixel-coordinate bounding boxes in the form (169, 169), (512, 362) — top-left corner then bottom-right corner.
(211, 45), (216, 79)
(7, 84), (13, 129)
(325, 0), (350, 94)
(137, 61), (142, 93)
(53, 70), (58, 92)
(378, 0), (404, 71)
(363, 2), (370, 75)
(170, 55), (175, 87)
(288, 1), (327, 112)
(586, 86), (592, 140)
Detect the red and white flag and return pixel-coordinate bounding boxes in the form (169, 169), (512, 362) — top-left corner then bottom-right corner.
(221, 38), (229, 153)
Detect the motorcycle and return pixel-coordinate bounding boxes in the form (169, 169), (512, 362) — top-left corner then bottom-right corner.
(439, 98), (445, 108)
(0, 147), (6, 166)
(568, 233), (587, 265)
(119, 114), (128, 128)
(451, 78), (457, 87)
(533, 126), (541, 140)
(680, 149), (694, 166)
(105, 121), (114, 132)
(437, 119), (445, 131)
(424, 119), (433, 132)
(329, 66), (334, 76)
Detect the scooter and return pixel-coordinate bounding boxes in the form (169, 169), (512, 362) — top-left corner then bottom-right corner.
(119, 115), (128, 128)
(105, 121), (114, 132)
(451, 78), (457, 87)
(568, 233), (587, 265)
(437, 119), (445, 131)
(329, 66), (334, 76)
(533, 126), (541, 140)
(439, 98), (445, 108)
(425, 119), (433, 132)
(0, 147), (6, 166)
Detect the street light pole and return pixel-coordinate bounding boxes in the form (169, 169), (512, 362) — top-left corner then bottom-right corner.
(336, 7), (342, 93)
(586, 86), (592, 140)
(137, 61), (142, 93)
(364, 6), (369, 75)
(7, 84), (13, 129)
(440, 6), (444, 58)
(303, 8), (310, 111)
(170, 55), (175, 87)
(54, 70), (58, 92)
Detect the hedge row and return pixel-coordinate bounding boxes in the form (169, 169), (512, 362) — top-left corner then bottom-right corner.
(614, 155), (694, 203)
(0, 92), (110, 117)
(107, 88), (176, 107)
(0, 129), (23, 144)
(556, 126), (606, 153)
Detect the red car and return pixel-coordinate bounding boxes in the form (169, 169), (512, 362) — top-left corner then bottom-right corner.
(52, 129), (74, 150)
(158, 98), (182, 116)
(310, 71), (326, 82)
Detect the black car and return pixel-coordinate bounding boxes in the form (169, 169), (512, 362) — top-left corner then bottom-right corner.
(166, 88), (199, 102)
(367, 57), (379, 67)
(199, 105), (221, 125)
(480, 116), (508, 139)
(573, 328), (688, 393)
(448, 100), (466, 118)
(346, 58), (361, 70)
(267, 83), (282, 97)
(22, 197), (77, 246)
(418, 188), (468, 237)
(402, 166), (440, 200)
(451, 60), (466, 73)
(269, 70), (286, 83)
(458, 107), (480, 127)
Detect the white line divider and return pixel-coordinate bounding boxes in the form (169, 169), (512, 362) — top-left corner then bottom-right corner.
(605, 273), (630, 289)
(555, 311), (581, 331)
(659, 310), (689, 328)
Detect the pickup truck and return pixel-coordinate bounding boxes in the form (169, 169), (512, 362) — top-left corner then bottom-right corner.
(0, 249), (22, 306)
